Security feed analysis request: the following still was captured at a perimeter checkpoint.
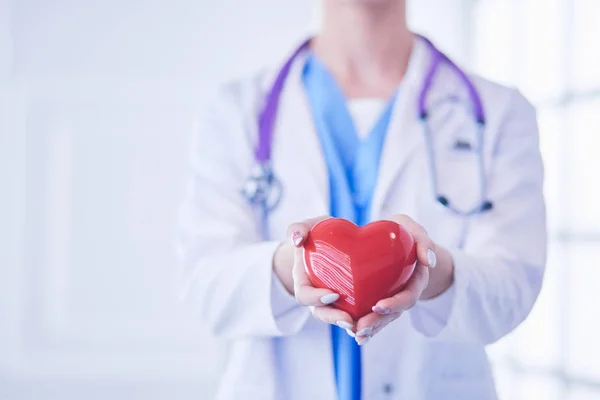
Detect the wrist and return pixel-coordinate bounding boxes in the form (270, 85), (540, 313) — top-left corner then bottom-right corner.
(420, 245), (454, 300)
(273, 242), (295, 295)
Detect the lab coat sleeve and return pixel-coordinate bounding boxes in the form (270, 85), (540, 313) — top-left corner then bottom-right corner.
(409, 90), (547, 344)
(409, 282), (456, 336)
(176, 84), (310, 338)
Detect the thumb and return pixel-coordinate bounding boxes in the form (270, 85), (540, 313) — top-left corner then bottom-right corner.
(286, 215), (331, 247)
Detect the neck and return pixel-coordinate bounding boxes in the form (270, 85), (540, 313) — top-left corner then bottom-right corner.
(312, 0), (413, 98)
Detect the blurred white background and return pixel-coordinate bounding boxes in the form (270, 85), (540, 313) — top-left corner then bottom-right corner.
(470, 1), (600, 399)
(0, 0), (598, 399)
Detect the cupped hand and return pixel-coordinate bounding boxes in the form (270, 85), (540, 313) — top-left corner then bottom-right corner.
(352, 214), (437, 345)
(285, 216), (356, 333)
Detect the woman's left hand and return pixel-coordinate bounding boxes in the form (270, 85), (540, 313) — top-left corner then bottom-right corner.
(352, 214), (453, 345)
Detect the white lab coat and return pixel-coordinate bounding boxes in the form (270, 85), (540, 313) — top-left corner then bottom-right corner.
(177, 38), (547, 400)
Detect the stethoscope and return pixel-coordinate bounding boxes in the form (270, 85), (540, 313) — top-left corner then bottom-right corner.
(242, 35), (493, 221)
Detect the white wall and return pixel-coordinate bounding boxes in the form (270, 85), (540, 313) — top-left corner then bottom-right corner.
(408, 0), (472, 64)
(0, 1), (465, 399)
(0, 2), (312, 399)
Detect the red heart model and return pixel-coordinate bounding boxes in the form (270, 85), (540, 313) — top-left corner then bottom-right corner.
(303, 218), (417, 320)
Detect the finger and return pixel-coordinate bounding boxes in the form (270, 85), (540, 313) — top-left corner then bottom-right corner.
(374, 264), (430, 313)
(286, 215), (330, 247)
(309, 305), (354, 330)
(357, 317), (395, 345)
(355, 312), (398, 336)
(292, 245), (340, 306)
(295, 284), (341, 306)
(355, 312), (398, 345)
(387, 215), (436, 268)
(410, 229), (437, 269)
(386, 214), (421, 232)
(355, 312), (387, 337)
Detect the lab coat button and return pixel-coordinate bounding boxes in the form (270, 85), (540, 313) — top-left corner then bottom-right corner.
(383, 383), (394, 394)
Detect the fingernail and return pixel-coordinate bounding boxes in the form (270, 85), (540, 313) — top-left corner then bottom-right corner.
(356, 336), (371, 346)
(372, 306), (391, 315)
(336, 321), (353, 330)
(356, 327), (372, 337)
(320, 293), (339, 305)
(346, 329), (356, 338)
(308, 306), (315, 313)
(427, 249), (437, 268)
(291, 231), (303, 247)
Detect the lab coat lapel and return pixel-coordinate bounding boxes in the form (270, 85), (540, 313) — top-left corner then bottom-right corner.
(270, 55), (337, 397)
(371, 38), (431, 218)
(272, 51), (330, 218)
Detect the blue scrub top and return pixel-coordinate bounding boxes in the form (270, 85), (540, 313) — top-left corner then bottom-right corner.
(302, 53), (396, 400)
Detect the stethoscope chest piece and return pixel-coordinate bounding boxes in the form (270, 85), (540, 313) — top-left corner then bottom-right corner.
(241, 163), (282, 212)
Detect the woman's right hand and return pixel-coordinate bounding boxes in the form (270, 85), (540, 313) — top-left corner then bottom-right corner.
(276, 216), (355, 334)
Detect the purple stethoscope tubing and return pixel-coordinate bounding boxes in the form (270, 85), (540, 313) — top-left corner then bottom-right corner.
(256, 39), (312, 163)
(244, 35), (493, 217)
(417, 36), (484, 123)
(417, 38), (492, 215)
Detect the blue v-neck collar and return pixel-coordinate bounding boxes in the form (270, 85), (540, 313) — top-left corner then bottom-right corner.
(302, 52), (397, 226)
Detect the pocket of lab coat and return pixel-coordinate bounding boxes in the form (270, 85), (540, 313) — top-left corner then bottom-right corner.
(424, 341), (491, 381)
(414, 191), (467, 250)
(435, 148), (485, 213)
(415, 148), (482, 249)
(424, 342), (496, 399)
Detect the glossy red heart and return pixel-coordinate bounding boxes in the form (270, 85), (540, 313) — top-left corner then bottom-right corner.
(303, 218), (417, 320)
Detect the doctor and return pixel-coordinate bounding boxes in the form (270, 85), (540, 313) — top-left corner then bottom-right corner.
(177, 0), (546, 399)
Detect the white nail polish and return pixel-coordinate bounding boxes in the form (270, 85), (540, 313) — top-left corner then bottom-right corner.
(427, 249), (437, 268)
(372, 306), (391, 315)
(357, 327), (372, 337)
(320, 293), (340, 305)
(336, 321), (353, 330)
(346, 329), (356, 338)
(357, 336), (370, 346)
(308, 306), (315, 313)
